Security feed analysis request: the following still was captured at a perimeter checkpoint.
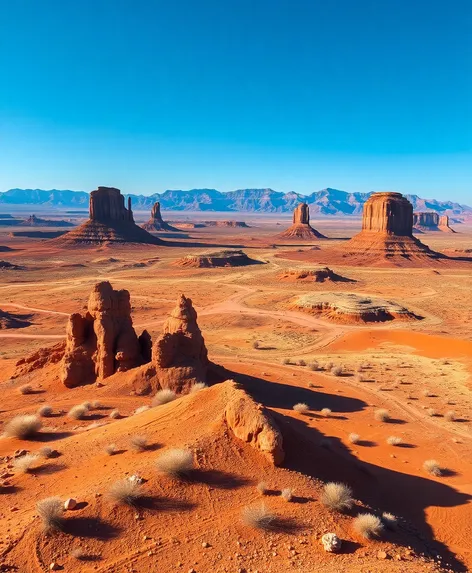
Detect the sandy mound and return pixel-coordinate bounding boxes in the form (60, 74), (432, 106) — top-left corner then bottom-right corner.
(174, 249), (263, 268)
(290, 292), (421, 323)
(278, 267), (355, 283)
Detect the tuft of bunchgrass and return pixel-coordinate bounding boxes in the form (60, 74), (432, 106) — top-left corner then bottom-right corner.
(348, 433), (360, 444)
(310, 361), (319, 371)
(386, 436), (402, 446)
(374, 409), (390, 422)
(426, 408), (436, 417)
(382, 512), (398, 529)
(130, 435), (148, 452)
(70, 548), (87, 560)
(331, 365), (343, 376)
(108, 478), (144, 506)
(444, 410), (456, 421)
(37, 497), (64, 532)
(91, 400), (102, 410)
(353, 513), (384, 539)
(13, 453), (41, 473)
(423, 459), (442, 477)
(320, 482), (354, 512)
(320, 408), (332, 417)
(38, 446), (54, 458)
(298, 359), (306, 367)
(18, 384), (34, 395)
(282, 358), (290, 365)
(155, 448), (194, 478)
(68, 404), (89, 420)
(105, 444), (118, 456)
(256, 481), (268, 495)
(293, 403), (309, 414)
(134, 405), (150, 415)
(152, 389), (177, 406)
(190, 382), (208, 393)
(109, 409), (121, 419)
(37, 405), (53, 417)
(241, 503), (275, 530)
(281, 488), (293, 502)
(3, 414), (42, 439)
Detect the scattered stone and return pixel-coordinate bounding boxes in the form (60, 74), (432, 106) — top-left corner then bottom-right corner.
(64, 498), (77, 510)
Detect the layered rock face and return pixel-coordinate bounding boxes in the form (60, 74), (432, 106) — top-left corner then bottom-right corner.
(142, 202), (179, 232)
(61, 281), (149, 387)
(56, 187), (163, 245)
(174, 249), (262, 268)
(362, 192), (413, 235)
(413, 212), (439, 230)
(277, 202), (326, 240)
(278, 266), (355, 283)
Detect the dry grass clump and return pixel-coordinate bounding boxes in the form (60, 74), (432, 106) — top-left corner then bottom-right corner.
(13, 453), (41, 473)
(374, 409), (390, 422)
(91, 400), (102, 410)
(37, 404), (53, 417)
(386, 436), (402, 446)
(105, 444), (118, 456)
(353, 513), (384, 539)
(18, 384), (34, 395)
(190, 382), (208, 393)
(155, 448), (194, 477)
(109, 409), (121, 419)
(37, 497), (64, 532)
(331, 365), (343, 376)
(320, 482), (353, 512)
(281, 488), (293, 502)
(38, 446), (54, 458)
(310, 361), (319, 371)
(252, 340), (260, 349)
(423, 459), (442, 477)
(130, 435), (148, 452)
(108, 478), (144, 505)
(257, 481), (268, 495)
(354, 374), (365, 383)
(325, 361), (334, 370)
(426, 408), (436, 417)
(68, 404), (89, 420)
(152, 389), (177, 406)
(348, 433), (360, 444)
(298, 359), (306, 366)
(70, 548), (87, 560)
(382, 511), (398, 529)
(444, 410), (456, 421)
(134, 405), (150, 415)
(3, 414), (42, 439)
(293, 403), (309, 414)
(242, 503), (275, 530)
(320, 408), (332, 417)
(422, 389), (433, 397)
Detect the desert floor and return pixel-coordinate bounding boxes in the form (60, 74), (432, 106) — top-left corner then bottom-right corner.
(0, 213), (471, 572)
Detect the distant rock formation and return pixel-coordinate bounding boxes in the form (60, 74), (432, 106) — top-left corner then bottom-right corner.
(439, 215), (456, 233)
(0, 260), (23, 270)
(277, 203), (326, 240)
(55, 187), (164, 245)
(142, 202), (179, 232)
(0, 309), (33, 329)
(413, 212), (455, 233)
(61, 281), (150, 387)
(278, 267), (355, 283)
(19, 214), (74, 227)
(202, 220), (249, 228)
(174, 249), (262, 268)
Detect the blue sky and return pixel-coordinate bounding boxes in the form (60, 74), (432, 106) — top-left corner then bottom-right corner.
(0, 0), (471, 202)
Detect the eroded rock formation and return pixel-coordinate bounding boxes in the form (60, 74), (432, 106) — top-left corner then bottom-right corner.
(202, 220), (249, 228)
(278, 266), (355, 283)
(142, 202), (179, 232)
(55, 187), (163, 245)
(439, 215), (455, 233)
(413, 212), (439, 231)
(19, 215), (73, 227)
(277, 202), (326, 240)
(174, 249), (262, 268)
(61, 281), (149, 387)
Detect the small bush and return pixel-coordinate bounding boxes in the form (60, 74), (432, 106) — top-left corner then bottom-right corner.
(13, 453), (41, 473)
(91, 400), (102, 410)
(68, 404), (89, 420)
(386, 436), (402, 446)
(348, 433), (360, 444)
(155, 448), (194, 477)
(37, 497), (64, 532)
(38, 446), (54, 458)
(374, 409), (390, 422)
(18, 384), (34, 395)
(71, 548), (87, 560)
(108, 478), (144, 505)
(281, 488), (293, 502)
(252, 341), (260, 349)
(152, 389), (177, 406)
(382, 511), (398, 529)
(3, 415), (42, 439)
(257, 481), (268, 495)
(190, 382), (208, 393)
(293, 403), (309, 414)
(353, 513), (383, 539)
(325, 361), (334, 370)
(331, 366), (343, 376)
(105, 444), (118, 456)
(426, 408), (436, 417)
(422, 389), (433, 397)
(37, 405), (53, 417)
(445, 410), (456, 421)
(310, 361), (319, 371)
(134, 405), (150, 415)
(242, 503), (275, 530)
(81, 401), (91, 410)
(320, 482), (353, 512)
(423, 459), (442, 477)
(282, 358), (290, 365)
(109, 409), (121, 419)
(130, 435), (148, 452)
(298, 359), (306, 367)
(320, 408), (332, 417)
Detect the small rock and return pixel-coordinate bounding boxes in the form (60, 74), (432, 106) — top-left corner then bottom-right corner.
(64, 498), (77, 510)
(202, 541), (209, 548)
(49, 564), (61, 571)
(377, 550), (388, 559)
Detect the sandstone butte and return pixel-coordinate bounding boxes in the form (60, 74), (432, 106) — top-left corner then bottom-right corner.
(413, 211), (456, 233)
(54, 186), (164, 245)
(277, 202), (327, 240)
(141, 201), (180, 232)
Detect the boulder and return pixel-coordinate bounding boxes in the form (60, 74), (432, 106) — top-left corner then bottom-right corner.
(277, 203), (326, 240)
(142, 202), (179, 232)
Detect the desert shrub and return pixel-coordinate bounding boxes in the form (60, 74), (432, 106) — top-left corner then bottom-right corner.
(152, 389), (177, 406)
(422, 389), (432, 397)
(241, 503), (275, 529)
(68, 404), (89, 420)
(331, 365), (343, 376)
(293, 403), (309, 414)
(109, 409), (121, 419)
(426, 408), (436, 417)
(382, 511), (398, 529)
(281, 488), (293, 502)
(3, 415), (42, 439)
(13, 453), (41, 473)
(130, 435), (148, 452)
(298, 359), (306, 366)
(374, 409), (390, 422)
(37, 497), (64, 532)
(445, 410), (456, 421)
(257, 481), (268, 495)
(108, 478), (144, 505)
(81, 401), (91, 410)
(190, 382), (208, 393)
(155, 448), (194, 477)
(282, 358), (290, 365)
(353, 513), (383, 539)
(38, 446), (54, 458)
(37, 405), (53, 417)
(310, 361), (319, 371)
(91, 400), (102, 410)
(325, 361), (334, 370)
(105, 444), (117, 456)
(320, 408), (332, 417)
(252, 340), (260, 349)
(386, 436), (402, 446)
(70, 548), (87, 560)
(134, 405), (150, 415)
(354, 374), (365, 383)
(18, 384), (34, 395)
(320, 482), (353, 512)
(348, 433), (360, 444)
(423, 459), (442, 476)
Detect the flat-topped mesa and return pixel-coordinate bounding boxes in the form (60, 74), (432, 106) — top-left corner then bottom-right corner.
(61, 281), (150, 387)
(413, 212), (439, 230)
(90, 186), (134, 223)
(362, 192), (413, 235)
(142, 202), (179, 232)
(278, 202), (327, 240)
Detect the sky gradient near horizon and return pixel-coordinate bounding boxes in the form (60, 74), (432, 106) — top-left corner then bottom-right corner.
(0, 0), (471, 202)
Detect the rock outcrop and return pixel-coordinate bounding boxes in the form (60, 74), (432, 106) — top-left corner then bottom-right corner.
(142, 202), (179, 232)
(278, 266), (355, 283)
(61, 281), (150, 387)
(202, 220), (249, 228)
(277, 203), (326, 240)
(174, 249), (262, 268)
(0, 309), (33, 329)
(413, 212), (439, 231)
(438, 215), (455, 233)
(14, 342), (65, 378)
(55, 187), (164, 245)
(18, 215), (73, 227)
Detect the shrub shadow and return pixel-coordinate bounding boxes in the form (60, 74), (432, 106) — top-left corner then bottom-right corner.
(187, 469), (250, 490)
(63, 517), (120, 540)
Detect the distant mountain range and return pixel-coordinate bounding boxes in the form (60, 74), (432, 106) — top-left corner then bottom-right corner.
(1, 187), (471, 217)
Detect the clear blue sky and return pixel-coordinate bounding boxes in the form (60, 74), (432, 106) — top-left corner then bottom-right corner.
(0, 0), (471, 202)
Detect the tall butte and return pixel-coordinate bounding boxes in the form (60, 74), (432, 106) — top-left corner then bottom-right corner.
(56, 187), (163, 245)
(277, 202), (326, 240)
(339, 192), (444, 264)
(142, 202), (179, 232)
